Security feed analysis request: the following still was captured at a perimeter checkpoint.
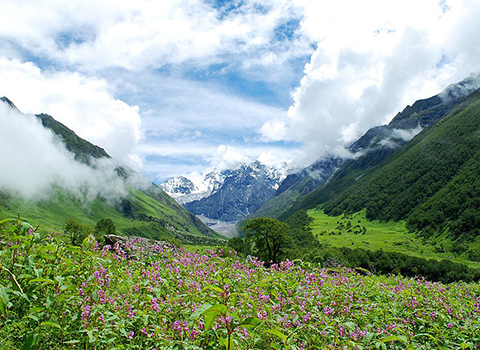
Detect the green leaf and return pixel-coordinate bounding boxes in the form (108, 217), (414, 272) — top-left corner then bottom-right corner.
(21, 334), (38, 350)
(379, 335), (407, 343)
(413, 333), (437, 341)
(26, 314), (40, 322)
(201, 304), (227, 331)
(266, 329), (287, 342)
(0, 285), (9, 316)
(87, 330), (95, 343)
(190, 303), (212, 320)
(40, 321), (63, 331)
(203, 284), (224, 295)
(28, 277), (55, 285)
(270, 343), (281, 350)
(237, 316), (262, 330)
(343, 321), (356, 331)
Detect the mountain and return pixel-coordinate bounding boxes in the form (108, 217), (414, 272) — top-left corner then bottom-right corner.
(281, 83), (480, 242)
(0, 97), (224, 245)
(279, 74), (480, 220)
(160, 176), (199, 203)
(239, 156), (343, 225)
(243, 75), (480, 226)
(161, 169), (230, 205)
(163, 161), (287, 223)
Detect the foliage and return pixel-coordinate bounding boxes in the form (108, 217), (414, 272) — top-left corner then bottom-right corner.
(0, 186), (225, 246)
(94, 218), (116, 241)
(243, 217), (293, 265)
(281, 209), (480, 283)
(64, 218), (93, 246)
(322, 90), (480, 237)
(227, 237), (251, 257)
(1, 216), (480, 349)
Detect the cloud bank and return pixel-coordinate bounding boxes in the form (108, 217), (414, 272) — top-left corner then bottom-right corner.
(0, 59), (143, 170)
(0, 101), (134, 202)
(261, 0), (480, 166)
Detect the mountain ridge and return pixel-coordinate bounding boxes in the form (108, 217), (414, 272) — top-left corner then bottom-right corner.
(277, 75), (480, 221)
(281, 86), (480, 246)
(0, 97), (223, 244)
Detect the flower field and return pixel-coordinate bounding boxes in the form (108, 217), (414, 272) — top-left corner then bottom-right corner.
(1, 218), (479, 349)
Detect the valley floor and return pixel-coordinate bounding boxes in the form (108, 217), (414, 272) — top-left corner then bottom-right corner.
(308, 209), (480, 269)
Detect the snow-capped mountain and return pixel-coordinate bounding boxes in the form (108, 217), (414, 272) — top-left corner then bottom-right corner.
(161, 170), (231, 205)
(160, 176), (198, 201)
(161, 160), (288, 222)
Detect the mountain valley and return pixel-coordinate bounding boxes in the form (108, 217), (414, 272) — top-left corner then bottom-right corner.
(0, 97), (225, 245)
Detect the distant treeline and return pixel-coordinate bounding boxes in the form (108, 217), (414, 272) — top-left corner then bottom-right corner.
(230, 210), (480, 284)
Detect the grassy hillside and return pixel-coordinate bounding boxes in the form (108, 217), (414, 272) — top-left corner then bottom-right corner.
(0, 98), (224, 245)
(0, 186), (225, 244)
(322, 89), (480, 235)
(308, 209), (480, 268)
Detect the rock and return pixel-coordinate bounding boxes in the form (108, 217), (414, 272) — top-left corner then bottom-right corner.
(104, 234), (176, 258)
(323, 258), (342, 268)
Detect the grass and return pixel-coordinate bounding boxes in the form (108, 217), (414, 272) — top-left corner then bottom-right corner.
(308, 208), (480, 268)
(0, 187), (226, 244)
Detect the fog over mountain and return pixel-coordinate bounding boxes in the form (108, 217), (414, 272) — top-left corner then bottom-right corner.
(0, 98), (147, 203)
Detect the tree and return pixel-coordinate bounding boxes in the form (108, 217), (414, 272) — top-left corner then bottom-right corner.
(227, 237), (250, 256)
(94, 218), (116, 240)
(65, 218), (93, 246)
(243, 217), (293, 265)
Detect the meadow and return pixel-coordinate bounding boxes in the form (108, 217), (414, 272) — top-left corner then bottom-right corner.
(1, 216), (479, 349)
(308, 209), (480, 268)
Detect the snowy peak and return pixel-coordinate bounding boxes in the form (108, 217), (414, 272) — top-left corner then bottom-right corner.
(161, 160), (289, 222)
(160, 176), (198, 196)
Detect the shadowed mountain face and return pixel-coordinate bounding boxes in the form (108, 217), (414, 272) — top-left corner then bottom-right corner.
(246, 75), (480, 224)
(276, 75), (480, 220)
(183, 161), (286, 222)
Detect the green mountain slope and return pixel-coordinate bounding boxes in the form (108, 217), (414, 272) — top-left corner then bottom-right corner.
(285, 88), (480, 241)
(270, 76), (480, 224)
(0, 97), (224, 244)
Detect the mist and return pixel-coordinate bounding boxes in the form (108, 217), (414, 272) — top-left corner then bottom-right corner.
(0, 100), (143, 203)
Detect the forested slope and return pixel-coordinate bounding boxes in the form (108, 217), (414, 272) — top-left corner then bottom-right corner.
(282, 88), (480, 240)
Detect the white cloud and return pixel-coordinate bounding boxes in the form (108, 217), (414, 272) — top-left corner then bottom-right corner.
(131, 74), (287, 138)
(259, 120), (288, 142)
(208, 145), (252, 170)
(0, 0), (307, 72)
(2, 0), (480, 182)
(0, 102), (128, 202)
(263, 0), (480, 166)
(0, 58), (142, 169)
(140, 142), (299, 182)
(391, 126), (423, 142)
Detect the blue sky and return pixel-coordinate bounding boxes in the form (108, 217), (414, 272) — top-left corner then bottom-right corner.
(1, 0), (480, 184)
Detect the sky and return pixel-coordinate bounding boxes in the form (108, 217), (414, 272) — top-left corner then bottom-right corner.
(1, 0), (480, 184)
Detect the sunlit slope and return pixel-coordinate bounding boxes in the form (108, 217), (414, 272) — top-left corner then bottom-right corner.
(308, 209), (480, 268)
(0, 186), (225, 243)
